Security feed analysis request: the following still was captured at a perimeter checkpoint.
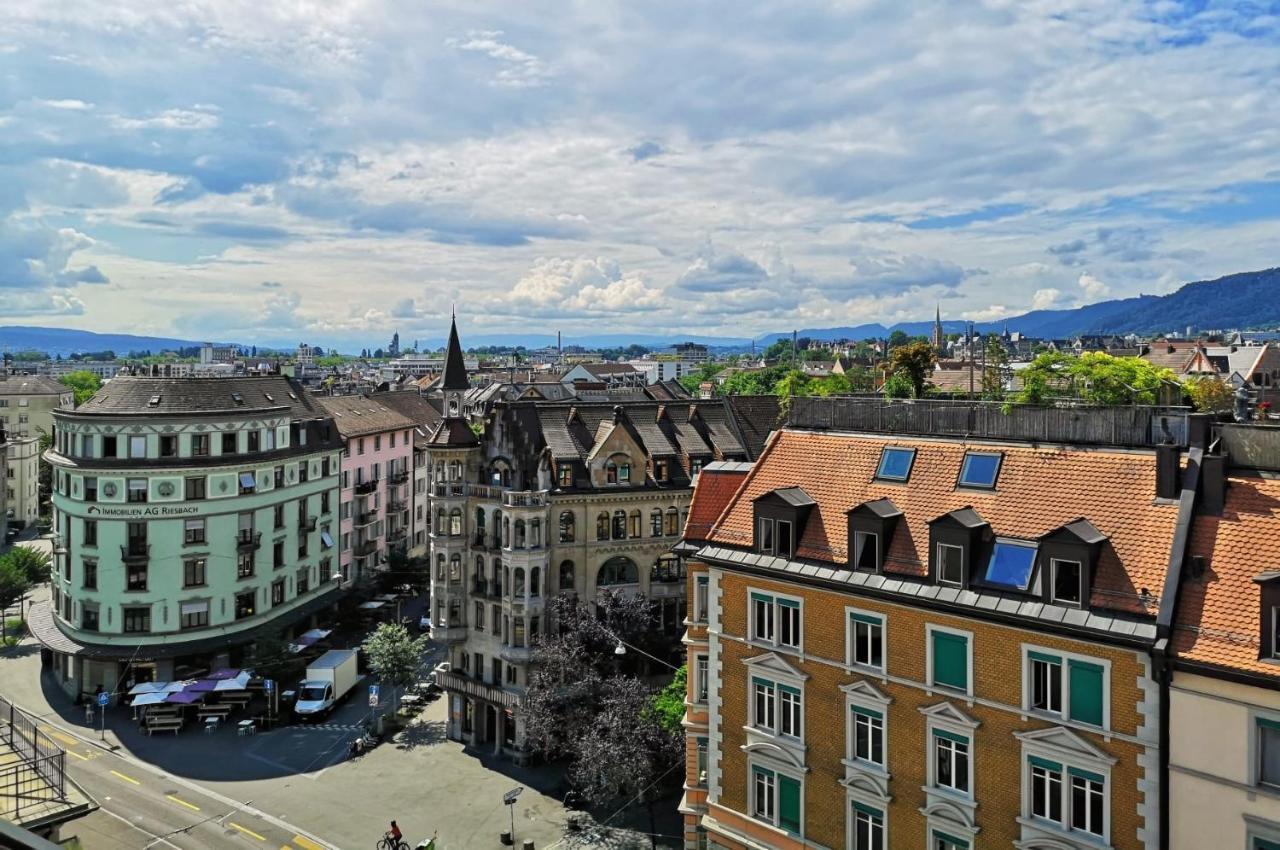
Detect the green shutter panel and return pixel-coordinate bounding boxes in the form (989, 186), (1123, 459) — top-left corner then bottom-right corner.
(932, 631), (968, 691)
(1255, 838), (1280, 850)
(778, 775), (801, 833)
(1069, 660), (1105, 726)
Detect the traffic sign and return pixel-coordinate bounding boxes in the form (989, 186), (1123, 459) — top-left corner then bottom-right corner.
(263, 678), (274, 692)
(368, 684), (380, 708)
(96, 692), (109, 707)
(503, 786), (523, 805)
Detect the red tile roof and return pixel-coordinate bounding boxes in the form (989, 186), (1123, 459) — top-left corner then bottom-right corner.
(1174, 474), (1280, 680)
(684, 465), (751, 543)
(706, 429), (1182, 616)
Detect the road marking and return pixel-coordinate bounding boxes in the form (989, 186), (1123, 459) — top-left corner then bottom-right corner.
(228, 821), (268, 841)
(109, 769), (141, 785)
(63, 748), (88, 761)
(292, 837), (325, 850)
(166, 794), (200, 811)
(46, 729), (82, 748)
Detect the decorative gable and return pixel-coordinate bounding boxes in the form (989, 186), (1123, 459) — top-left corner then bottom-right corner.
(1014, 725), (1116, 765)
(743, 651), (809, 682)
(840, 679), (891, 704)
(919, 700), (980, 730)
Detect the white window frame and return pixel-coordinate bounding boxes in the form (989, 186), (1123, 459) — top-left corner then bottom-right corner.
(925, 624), (974, 697)
(1049, 558), (1084, 607)
(851, 530), (879, 572)
(931, 730), (972, 796)
(922, 705), (980, 803)
(937, 542), (965, 586)
(748, 761), (804, 837)
(1018, 752), (1112, 844)
(695, 654), (709, 704)
(845, 606), (886, 674)
(748, 588), (803, 653)
(694, 575), (709, 622)
(848, 800), (886, 850)
(1019, 644), (1112, 731)
(749, 674), (804, 742)
(849, 704), (885, 768)
(757, 517), (775, 554)
(1254, 712), (1280, 789)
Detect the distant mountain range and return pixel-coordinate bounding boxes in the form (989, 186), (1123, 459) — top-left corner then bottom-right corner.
(4, 268), (1277, 356)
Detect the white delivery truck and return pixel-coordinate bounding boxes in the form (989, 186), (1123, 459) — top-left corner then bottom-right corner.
(294, 649), (360, 719)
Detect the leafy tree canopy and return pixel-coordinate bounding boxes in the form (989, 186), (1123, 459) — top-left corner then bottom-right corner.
(1016, 351), (1177, 406)
(888, 341), (938, 398)
(58, 370), (102, 406)
(1183, 375), (1234, 413)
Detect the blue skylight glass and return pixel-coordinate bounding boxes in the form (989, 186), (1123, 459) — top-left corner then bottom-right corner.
(959, 452), (1002, 488)
(985, 541), (1037, 590)
(876, 447), (916, 481)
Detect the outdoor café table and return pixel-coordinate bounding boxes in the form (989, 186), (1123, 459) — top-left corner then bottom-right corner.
(237, 719), (256, 736)
(204, 716), (220, 734)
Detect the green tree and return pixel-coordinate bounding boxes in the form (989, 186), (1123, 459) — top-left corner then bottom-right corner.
(677, 363), (724, 395)
(888, 341), (937, 398)
(1184, 375), (1234, 413)
(882, 371), (914, 399)
(981, 336), (1011, 401)
(0, 559), (32, 644)
(718, 365), (790, 396)
(1, 547), (51, 584)
(648, 665), (687, 733)
(362, 622), (429, 711)
(58, 370), (102, 406)
(1017, 352), (1176, 406)
(888, 330), (910, 348)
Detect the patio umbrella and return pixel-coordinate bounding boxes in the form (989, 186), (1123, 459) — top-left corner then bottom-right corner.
(129, 681), (187, 695)
(185, 680), (219, 693)
(214, 675), (251, 692)
(165, 691), (204, 705)
(207, 668), (241, 680)
(130, 692), (169, 707)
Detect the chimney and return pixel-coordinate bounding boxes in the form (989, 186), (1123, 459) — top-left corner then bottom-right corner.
(1200, 452), (1226, 515)
(1186, 413), (1211, 450)
(1155, 443), (1182, 500)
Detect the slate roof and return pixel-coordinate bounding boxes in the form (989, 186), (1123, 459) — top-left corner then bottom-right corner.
(0, 376), (69, 397)
(426, 419), (480, 447)
(68, 375), (327, 419)
(723, 395), (782, 460)
(369, 391), (442, 430)
(441, 316), (470, 391)
(315, 394), (415, 438)
(1141, 341), (1200, 372)
(707, 429), (1182, 617)
(683, 463), (752, 543)
(1174, 473), (1280, 680)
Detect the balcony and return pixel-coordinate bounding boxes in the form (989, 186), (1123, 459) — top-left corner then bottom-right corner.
(650, 559), (686, 584)
(353, 540), (378, 557)
(235, 532), (262, 551)
(431, 481), (466, 498)
(468, 483), (503, 501)
(387, 527), (407, 543)
(354, 511), (378, 528)
(388, 469), (410, 485)
(387, 499), (407, 514)
(499, 643), (534, 665)
(434, 664), (521, 708)
(298, 515), (317, 533)
(353, 479), (378, 496)
(472, 578), (489, 596)
(119, 543), (150, 564)
(503, 490), (548, 509)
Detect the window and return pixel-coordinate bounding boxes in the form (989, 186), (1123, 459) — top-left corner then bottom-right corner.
(185, 476), (206, 500)
(848, 611), (884, 670)
(274, 503), (286, 530)
(612, 510), (626, 540)
(933, 730), (970, 793)
(749, 592), (800, 649)
(655, 460), (668, 482)
(102, 435), (117, 458)
(1051, 559), (1083, 606)
(127, 478), (148, 503)
(597, 556), (638, 586)
(558, 464), (573, 488)
(129, 435), (147, 458)
(82, 559), (97, 590)
(126, 562), (147, 592)
(666, 507), (680, 537)
(274, 540), (285, 569)
(80, 434), (93, 457)
(932, 832), (969, 850)
(222, 431), (238, 454)
(1030, 756), (1064, 823)
(237, 551), (255, 579)
(606, 461), (618, 484)
(180, 601), (208, 630)
(929, 627), (970, 693)
(239, 471), (256, 494)
(875, 446), (915, 481)
(751, 676), (802, 738)
(596, 512), (609, 541)
(191, 434), (209, 457)
(235, 591), (255, 620)
(937, 543), (964, 585)
(559, 560), (574, 590)
(694, 575), (709, 622)
(776, 519), (793, 557)
(985, 540), (1037, 590)
(1257, 717), (1280, 788)
(559, 511), (575, 543)
(851, 705), (884, 765)
(160, 435), (177, 457)
(184, 558), (207, 587)
(247, 430), (260, 452)
(1070, 770), (1105, 836)
(271, 579), (285, 606)
(123, 607), (151, 634)
(619, 463), (631, 483)
(83, 519), (97, 547)
(695, 655), (709, 702)
(81, 607), (99, 632)
(296, 566), (310, 595)
(852, 803), (884, 850)
(83, 477), (97, 503)
(852, 530), (878, 572)
(958, 451), (1002, 488)
(183, 519), (205, 545)
(628, 510), (641, 538)
(1029, 651), (1062, 714)
(750, 765), (801, 834)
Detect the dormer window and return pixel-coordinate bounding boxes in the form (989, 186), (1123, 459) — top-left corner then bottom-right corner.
(754, 488), (814, 559)
(851, 531), (878, 571)
(1255, 572), (1280, 659)
(1040, 519), (1106, 608)
(875, 446), (915, 482)
(927, 507), (988, 588)
(1051, 559), (1084, 606)
(847, 498), (901, 573)
(958, 451), (1002, 489)
(655, 460), (669, 482)
(557, 464), (573, 488)
(606, 461), (619, 484)
(937, 543), (964, 585)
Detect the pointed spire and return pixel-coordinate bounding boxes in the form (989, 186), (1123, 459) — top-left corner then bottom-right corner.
(441, 313), (469, 392)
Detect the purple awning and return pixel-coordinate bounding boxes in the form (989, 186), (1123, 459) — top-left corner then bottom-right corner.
(166, 691), (204, 704)
(185, 680), (218, 693)
(207, 668), (241, 680)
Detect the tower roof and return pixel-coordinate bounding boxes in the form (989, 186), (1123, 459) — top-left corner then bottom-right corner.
(441, 314), (469, 391)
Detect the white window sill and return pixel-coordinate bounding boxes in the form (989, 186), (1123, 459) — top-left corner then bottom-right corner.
(1015, 816), (1112, 850)
(840, 757), (889, 780)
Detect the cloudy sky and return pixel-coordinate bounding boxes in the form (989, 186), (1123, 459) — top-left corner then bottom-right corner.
(2, 1), (1279, 349)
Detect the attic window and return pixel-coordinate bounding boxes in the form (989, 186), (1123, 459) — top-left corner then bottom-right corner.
(231, 393), (244, 405)
(958, 451), (1002, 489)
(264, 393), (274, 402)
(875, 446), (915, 482)
(288, 392), (298, 401)
(147, 395), (161, 407)
(984, 539), (1038, 591)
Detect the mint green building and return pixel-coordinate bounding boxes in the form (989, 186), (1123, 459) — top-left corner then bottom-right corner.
(34, 376), (345, 698)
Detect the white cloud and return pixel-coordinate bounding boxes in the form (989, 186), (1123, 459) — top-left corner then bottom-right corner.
(1078, 271), (1111, 300)
(33, 98), (93, 110)
(1032, 288), (1069, 310)
(111, 108), (220, 130)
(445, 30), (550, 88)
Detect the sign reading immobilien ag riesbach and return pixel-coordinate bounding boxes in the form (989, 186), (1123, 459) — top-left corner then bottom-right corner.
(85, 504), (203, 518)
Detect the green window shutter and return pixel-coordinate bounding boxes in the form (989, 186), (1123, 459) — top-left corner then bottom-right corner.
(778, 775), (801, 833)
(932, 831), (970, 849)
(750, 592), (772, 604)
(1258, 717), (1280, 732)
(752, 677), (775, 691)
(934, 728), (969, 745)
(1067, 766), (1106, 784)
(777, 597), (800, 609)
(932, 631), (968, 690)
(777, 683), (801, 696)
(853, 706), (883, 720)
(1029, 755), (1062, 772)
(850, 612), (882, 626)
(1254, 838), (1280, 850)
(1069, 660), (1105, 726)
(852, 801), (881, 818)
(1028, 650), (1061, 664)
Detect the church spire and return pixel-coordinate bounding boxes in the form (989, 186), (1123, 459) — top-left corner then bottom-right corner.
(932, 303), (944, 351)
(441, 313), (469, 392)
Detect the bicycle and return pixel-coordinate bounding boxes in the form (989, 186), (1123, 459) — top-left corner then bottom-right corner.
(375, 836), (409, 850)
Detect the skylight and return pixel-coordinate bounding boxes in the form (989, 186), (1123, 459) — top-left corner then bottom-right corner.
(875, 446), (916, 482)
(231, 392), (244, 405)
(984, 540), (1037, 590)
(958, 451), (1002, 488)
(147, 395), (161, 407)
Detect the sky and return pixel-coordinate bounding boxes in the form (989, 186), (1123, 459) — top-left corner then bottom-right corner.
(2, 0), (1280, 349)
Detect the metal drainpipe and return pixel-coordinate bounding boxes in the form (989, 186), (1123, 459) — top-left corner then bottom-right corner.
(1153, 637), (1170, 850)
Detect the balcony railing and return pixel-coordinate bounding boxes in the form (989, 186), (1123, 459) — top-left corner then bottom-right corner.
(354, 511), (378, 527)
(298, 516), (317, 533)
(431, 481), (467, 498)
(434, 665), (521, 708)
(388, 469), (410, 485)
(353, 540), (378, 557)
(353, 479), (378, 495)
(650, 560), (686, 583)
(468, 483), (503, 501)
(503, 490), (549, 508)
(235, 531), (262, 551)
(387, 499), (407, 514)
(119, 544), (150, 564)
(387, 527), (406, 543)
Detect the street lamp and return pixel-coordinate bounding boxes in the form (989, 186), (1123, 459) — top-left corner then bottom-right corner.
(614, 642), (627, 656)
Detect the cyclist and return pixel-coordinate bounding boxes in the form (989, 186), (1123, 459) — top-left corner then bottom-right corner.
(381, 820), (405, 850)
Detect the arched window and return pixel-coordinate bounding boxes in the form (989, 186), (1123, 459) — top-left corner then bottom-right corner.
(435, 508), (446, 534)
(449, 553), (461, 582)
(530, 566), (541, 597)
(513, 567), (526, 597)
(503, 517), (510, 548)
(504, 565), (511, 595)
(475, 554), (485, 578)
(435, 553), (445, 581)
(449, 508), (462, 536)
(620, 461), (631, 483)
(612, 510), (627, 540)
(629, 510), (641, 539)
(493, 558), (502, 583)
(475, 506), (486, 530)
(606, 461), (618, 484)
(596, 512), (609, 541)
(530, 519), (541, 548)
(449, 460), (462, 480)
(650, 508), (663, 537)
(559, 511), (576, 543)
(597, 556), (639, 586)
(559, 560), (575, 590)
(514, 519), (526, 549)
(665, 507), (679, 536)
(492, 510), (502, 547)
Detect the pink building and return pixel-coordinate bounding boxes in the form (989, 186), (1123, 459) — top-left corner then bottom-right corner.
(317, 396), (415, 582)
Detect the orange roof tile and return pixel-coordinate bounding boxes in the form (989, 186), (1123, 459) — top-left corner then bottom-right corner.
(685, 466), (751, 543)
(706, 429), (1182, 616)
(1174, 474), (1280, 680)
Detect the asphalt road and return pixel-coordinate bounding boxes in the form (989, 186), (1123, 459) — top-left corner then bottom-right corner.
(38, 717), (337, 850)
